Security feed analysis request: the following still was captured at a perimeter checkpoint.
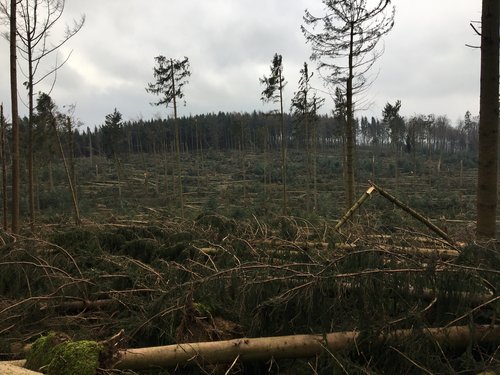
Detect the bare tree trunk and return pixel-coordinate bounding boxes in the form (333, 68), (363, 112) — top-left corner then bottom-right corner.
(171, 59), (184, 218)
(345, 22), (356, 208)
(476, 0), (499, 239)
(0, 103), (7, 230)
(52, 120), (80, 225)
(279, 72), (287, 216)
(66, 117), (78, 205)
(27, 45), (35, 231)
(113, 325), (500, 370)
(312, 112), (318, 211)
(10, 0), (20, 234)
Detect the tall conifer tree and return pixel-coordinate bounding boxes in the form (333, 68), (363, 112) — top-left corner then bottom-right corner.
(302, 0), (395, 207)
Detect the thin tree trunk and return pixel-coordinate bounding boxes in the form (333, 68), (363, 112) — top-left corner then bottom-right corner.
(88, 131), (93, 168)
(345, 22), (356, 208)
(476, 0), (499, 239)
(0, 103), (7, 230)
(52, 120), (81, 225)
(10, 0), (20, 234)
(171, 59), (184, 218)
(279, 72), (287, 216)
(48, 159), (54, 192)
(312, 109), (318, 211)
(27, 40), (35, 231)
(66, 118), (77, 204)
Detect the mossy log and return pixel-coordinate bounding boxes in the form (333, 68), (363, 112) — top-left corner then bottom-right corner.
(113, 325), (500, 370)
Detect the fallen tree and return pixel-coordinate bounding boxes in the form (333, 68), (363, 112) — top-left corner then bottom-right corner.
(0, 363), (41, 375)
(112, 324), (500, 370)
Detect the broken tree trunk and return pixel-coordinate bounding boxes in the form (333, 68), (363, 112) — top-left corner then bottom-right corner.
(369, 181), (455, 246)
(335, 186), (376, 231)
(112, 325), (500, 370)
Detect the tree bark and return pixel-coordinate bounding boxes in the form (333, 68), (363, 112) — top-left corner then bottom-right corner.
(27, 40), (35, 231)
(10, 0), (20, 234)
(0, 103), (7, 230)
(345, 21), (356, 208)
(476, 0), (500, 239)
(171, 59), (184, 218)
(279, 70), (287, 216)
(113, 325), (500, 370)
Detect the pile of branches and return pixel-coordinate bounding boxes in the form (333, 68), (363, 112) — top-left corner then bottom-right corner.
(0, 213), (498, 373)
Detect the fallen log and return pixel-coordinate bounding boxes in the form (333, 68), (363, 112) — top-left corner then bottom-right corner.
(39, 298), (119, 312)
(113, 325), (500, 370)
(376, 244), (459, 259)
(0, 363), (41, 374)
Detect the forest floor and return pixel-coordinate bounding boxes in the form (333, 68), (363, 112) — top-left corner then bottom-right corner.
(0, 149), (499, 374)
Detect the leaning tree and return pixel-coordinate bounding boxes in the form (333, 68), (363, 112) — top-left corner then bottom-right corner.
(302, 0), (395, 207)
(146, 56), (191, 217)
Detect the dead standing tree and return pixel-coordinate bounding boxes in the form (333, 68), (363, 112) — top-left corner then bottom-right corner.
(302, 0), (395, 207)
(1, 0), (85, 230)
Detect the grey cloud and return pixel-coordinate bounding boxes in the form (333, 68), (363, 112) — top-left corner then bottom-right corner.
(0, 0), (482, 126)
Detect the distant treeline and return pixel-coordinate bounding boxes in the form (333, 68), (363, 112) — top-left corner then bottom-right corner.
(11, 109), (478, 159)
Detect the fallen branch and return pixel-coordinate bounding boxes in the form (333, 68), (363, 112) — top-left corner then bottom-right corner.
(112, 325), (500, 370)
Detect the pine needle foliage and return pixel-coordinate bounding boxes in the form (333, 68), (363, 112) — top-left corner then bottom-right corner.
(0, 217), (498, 373)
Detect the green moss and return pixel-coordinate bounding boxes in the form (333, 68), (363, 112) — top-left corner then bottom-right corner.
(25, 332), (70, 371)
(46, 340), (102, 375)
(25, 333), (102, 375)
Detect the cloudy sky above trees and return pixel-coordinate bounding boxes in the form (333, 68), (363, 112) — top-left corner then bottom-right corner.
(0, 0), (482, 128)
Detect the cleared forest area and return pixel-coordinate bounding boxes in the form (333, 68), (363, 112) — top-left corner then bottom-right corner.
(0, 148), (498, 374)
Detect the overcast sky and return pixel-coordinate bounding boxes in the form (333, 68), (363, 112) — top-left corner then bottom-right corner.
(0, 0), (482, 128)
